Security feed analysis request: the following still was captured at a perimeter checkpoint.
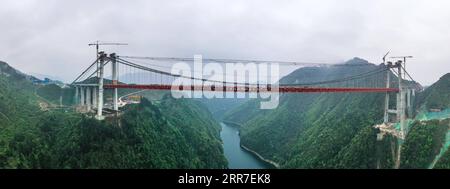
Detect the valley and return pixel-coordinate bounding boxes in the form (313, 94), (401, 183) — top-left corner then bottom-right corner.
(221, 58), (450, 169)
(1, 59), (449, 169)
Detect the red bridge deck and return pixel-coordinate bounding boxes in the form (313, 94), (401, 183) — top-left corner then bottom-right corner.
(104, 84), (399, 93)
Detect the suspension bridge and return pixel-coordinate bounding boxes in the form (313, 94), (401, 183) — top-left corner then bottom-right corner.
(71, 51), (421, 139)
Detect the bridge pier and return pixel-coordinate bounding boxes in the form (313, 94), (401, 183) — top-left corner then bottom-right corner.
(406, 89), (415, 118)
(92, 86), (97, 109)
(73, 85), (100, 113)
(384, 66), (391, 123)
(396, 93), (401, 121)
(74, 86), (79, 105)
(86, 87), (91, 111)
(72, 52), (116, 118)
(80, 87), (85, 106)
(95, 52), (106, 120)
(397, 63), (407, 138)
(111, 53), (118, 111)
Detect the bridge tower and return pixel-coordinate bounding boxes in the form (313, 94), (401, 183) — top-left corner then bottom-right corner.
(74, 86), (79, 105)
(383, 62), (391, 123)
(92, 86), (97, 109)
(110, 53), (119, 112)
(80, 87), (85, 106)
(95, 52), (106, 120)
(86, 87), (91, 111)
(382, 60), (412, 139)
(396, 61), (407, 138)
(72, 51), (120, 118)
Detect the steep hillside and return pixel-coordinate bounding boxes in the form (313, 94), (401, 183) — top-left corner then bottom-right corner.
(1, 61), (35, 81)
(0, 61), (227, 169)
(36, 84), (75, 106)
(0, 61), (41, 127)
(415, 73), (450, 110)
(333, 126), (397, 169)
(224, 58), (393, 168)
(410, 73), (450, 169)
(400, 119), (449, 169)
(199, 98), (249, 120)
(224, 58), (449, 169)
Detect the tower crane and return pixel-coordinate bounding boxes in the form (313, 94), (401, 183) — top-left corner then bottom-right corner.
(88, 41), (128, 77)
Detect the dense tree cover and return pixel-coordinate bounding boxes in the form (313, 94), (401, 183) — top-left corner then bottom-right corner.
(156, 96), (228, 168)
(0, 67), (41, 128)
(400, 119), (449, 169)
(1, 97), (227, 169)
(0, 61), (227, 169)
(334, 127), (396, 169)
(435, 143), (450, 169)
(225, 58), (391, 168)
(224, 58), (449, 169)
(281, 93), (385, 168)
(415, 73), (450, 110)
(222, 98), (269, 124)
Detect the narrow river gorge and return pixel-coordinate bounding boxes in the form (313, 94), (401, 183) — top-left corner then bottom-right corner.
(220, 123), (272, 169)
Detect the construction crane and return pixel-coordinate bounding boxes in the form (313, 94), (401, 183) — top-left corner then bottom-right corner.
(88, 41), (128, 77)
(390, 55), (413, 71)
(382, 51), (390, 64)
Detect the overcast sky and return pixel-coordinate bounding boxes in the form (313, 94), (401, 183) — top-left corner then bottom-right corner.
(0, 0), (449, 85)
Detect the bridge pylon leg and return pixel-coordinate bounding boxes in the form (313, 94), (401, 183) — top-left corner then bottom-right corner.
(397, 64), (406, 138)
(86, 87), (91, 111)
(111, 53), (118, 111)
(92, 86), (97, 109)
(405, 89), (415, 119)
(74, 86), (79, 105)
(96, 52), (105, 120)
(80, 87), (85, 106)
(384, 69), (391, 123)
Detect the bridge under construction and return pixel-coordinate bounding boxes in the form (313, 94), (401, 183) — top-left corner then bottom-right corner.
(71, 51), (420, 141)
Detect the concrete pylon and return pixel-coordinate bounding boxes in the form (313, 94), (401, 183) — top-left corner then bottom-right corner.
(397, 63), (406, 138)
(80, 87), (85, 106)
(96, 52), (105, 120)
(384, 68), (391, 123)
(74, 86), (79, 105)
(408, 89), (415, 117)
(111, 53), (118, 111)
(86, 87), (91, 111)
(396, 93), (400, 122)
(404, 88), (415, 120)
(92, 86), (97, 109)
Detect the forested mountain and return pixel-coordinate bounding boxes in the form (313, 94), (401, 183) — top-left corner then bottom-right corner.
(36, 84), (75, 106)
(388, 73), (450, 169)
(407, 73), (450, 169)
(198, 98), (248, 120)
(400, 119), (449, 169)
(0, 61), (227, 169)
(1, 58), (448, 169)
(1, 61), (36, 81)
(415, 73), (450, 110)
(223, 58), (449, 169)
(223, 58), (392, 168)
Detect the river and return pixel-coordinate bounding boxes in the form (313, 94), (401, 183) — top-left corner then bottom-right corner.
(220, 122), (271, 169)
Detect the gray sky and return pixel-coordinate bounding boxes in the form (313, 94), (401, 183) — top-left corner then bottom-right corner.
(0, 0), (449, 85)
